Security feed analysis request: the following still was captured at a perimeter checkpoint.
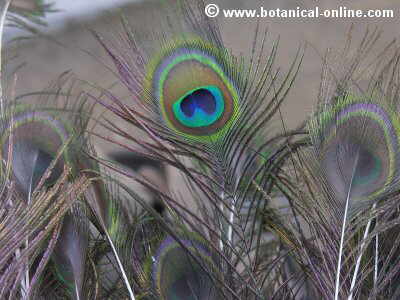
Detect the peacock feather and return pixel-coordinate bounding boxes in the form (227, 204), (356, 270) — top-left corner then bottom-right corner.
(0, 67), (96, 299)
(309, 94), (400, 211)
(3, 0), (400, 299)
(151, 233), (221, 300)
(263, 29), (400, 300)
(0, 105), (72, 194)
(89, 1), (303, 298)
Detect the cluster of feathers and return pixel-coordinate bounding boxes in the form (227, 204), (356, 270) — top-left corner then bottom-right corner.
(1, 0), (400, 299)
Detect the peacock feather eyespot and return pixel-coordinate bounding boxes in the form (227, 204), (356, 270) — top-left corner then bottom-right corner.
(0, 105), (72, 193)
(311, 94), (400, 200)
(151, 233), (221, 300)
(144, 37), (240, 143)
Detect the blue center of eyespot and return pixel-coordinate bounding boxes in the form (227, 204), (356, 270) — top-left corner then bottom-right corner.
(180, 89), (216, 117)
(172, 85), (224, 128)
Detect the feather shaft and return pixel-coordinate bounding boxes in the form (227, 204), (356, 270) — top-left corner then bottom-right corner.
(219, 191), (224, 251)
(374, 233), (379, 287)
(227, 195), (236, 246)
(105, 231), (136, 300)
(335, 152), (359, 300)
(348, 202), (377, 300)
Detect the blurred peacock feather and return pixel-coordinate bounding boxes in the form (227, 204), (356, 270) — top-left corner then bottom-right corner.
(1, 0), (400, 299)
